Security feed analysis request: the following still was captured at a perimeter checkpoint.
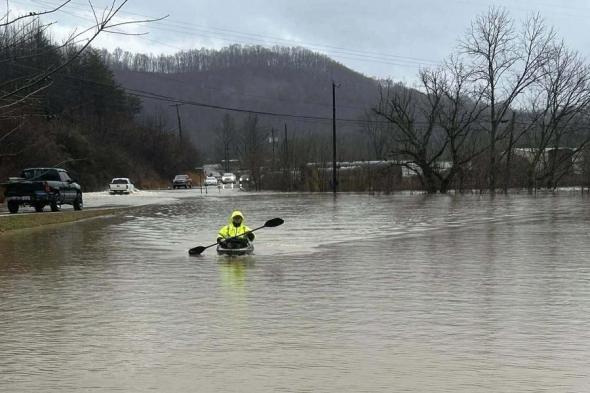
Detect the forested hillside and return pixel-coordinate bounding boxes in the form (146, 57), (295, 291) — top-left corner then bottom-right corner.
(100, 45), (382, 161)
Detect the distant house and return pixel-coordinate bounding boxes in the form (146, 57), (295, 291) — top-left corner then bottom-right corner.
(512, 147), (576, 161)
(302, 160), (403, 191)
(511, 148), (538, 162)
(391, 160), (453, 177)
(399, 162), (422, 177)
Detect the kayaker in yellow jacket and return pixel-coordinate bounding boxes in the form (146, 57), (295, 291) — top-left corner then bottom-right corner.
(217, 210), (255, 247)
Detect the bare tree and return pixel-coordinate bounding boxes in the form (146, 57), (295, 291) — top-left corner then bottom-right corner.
(461, 7), (555, 192)
(424, 58), (488, 193)
(522, 42), (590, 190)
(374, 79), (446, 193)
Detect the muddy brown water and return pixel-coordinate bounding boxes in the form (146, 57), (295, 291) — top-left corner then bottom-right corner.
(1, 192), (590, 392)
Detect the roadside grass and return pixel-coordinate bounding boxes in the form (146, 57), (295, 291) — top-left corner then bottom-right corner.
(0, 208), (127, 233)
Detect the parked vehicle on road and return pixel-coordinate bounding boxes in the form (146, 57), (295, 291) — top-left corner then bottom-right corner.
(109, 178), (134, 194)
(172, 174), (192, 189)
(239, 174), (252, 189)
(3, 168), (83, 214)
(204, 176), (218, 186)
(221, 172), (237, 184)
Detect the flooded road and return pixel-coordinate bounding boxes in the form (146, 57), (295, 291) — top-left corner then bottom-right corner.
(1, 192), (590, 392)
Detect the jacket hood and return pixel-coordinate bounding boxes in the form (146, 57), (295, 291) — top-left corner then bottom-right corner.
(228, 210), (245, 225)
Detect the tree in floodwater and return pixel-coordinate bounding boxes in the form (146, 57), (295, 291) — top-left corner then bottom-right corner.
(461, 7), (555, 192)
(421, 58), (489, 193)
(373, 78), (447, 193)
(529, 42), (590, 190)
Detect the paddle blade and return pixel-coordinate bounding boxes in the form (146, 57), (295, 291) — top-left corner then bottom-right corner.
(264, 218), (284, 227)
(188, 246), (206, 256)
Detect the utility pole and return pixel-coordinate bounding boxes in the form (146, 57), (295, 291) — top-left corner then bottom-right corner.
(332, 81), (338, 194)
(284, 123), (290, 191)
(224, 144), (229, 172)
(171, 104), (183, 141)
(271, 127), (276, 170)
(284, 123), (288, 162)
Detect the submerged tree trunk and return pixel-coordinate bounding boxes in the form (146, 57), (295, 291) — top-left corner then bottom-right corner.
(421, 166), (439, 194)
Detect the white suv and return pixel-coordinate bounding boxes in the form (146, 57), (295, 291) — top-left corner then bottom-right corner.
(204, 176), (218, 186)
(221, 173), (237, 184)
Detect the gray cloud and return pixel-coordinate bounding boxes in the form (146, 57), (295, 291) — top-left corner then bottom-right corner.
(17, 0), (590, 81)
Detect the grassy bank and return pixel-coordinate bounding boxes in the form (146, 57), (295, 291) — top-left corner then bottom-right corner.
(0, 208), (127, 233)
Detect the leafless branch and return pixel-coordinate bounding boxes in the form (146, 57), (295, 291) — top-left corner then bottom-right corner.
(0, 0), (72, 27)
(0, 0), (167, 104)
(88, 0), (99, 27)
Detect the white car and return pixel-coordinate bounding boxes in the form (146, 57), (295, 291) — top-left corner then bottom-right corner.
(109, 178), (134, 194)
(221, 172), (237, 184)
(204, 176), (218, 186)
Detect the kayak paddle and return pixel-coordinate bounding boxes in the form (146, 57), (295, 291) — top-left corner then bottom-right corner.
(188, 217), (284, 256)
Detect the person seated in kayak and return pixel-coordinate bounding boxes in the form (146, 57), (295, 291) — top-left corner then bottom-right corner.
(217, 210), (255, 248)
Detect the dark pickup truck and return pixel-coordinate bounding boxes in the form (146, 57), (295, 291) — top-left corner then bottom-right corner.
(3, 168), (83, 214)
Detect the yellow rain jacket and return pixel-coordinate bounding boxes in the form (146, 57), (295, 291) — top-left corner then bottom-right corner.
(217, 210), (255, 241)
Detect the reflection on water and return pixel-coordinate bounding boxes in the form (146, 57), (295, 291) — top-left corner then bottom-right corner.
(1, 192), (590, 392)
(218, 257), (255, 293)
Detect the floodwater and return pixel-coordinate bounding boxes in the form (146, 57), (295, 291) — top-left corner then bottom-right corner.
(1, 192), (590, 392)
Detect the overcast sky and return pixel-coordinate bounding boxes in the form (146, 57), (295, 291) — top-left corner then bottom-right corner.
(8, 0), (590, 83)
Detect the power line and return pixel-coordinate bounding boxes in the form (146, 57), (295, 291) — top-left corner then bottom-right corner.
(110, 66), (375, 112)
(9, 0), (430, 112)
(8, 55), (575, 131)
(19, 0), (442, 69)
(5, 59), (367, 125)
(16, 0), (590, 77)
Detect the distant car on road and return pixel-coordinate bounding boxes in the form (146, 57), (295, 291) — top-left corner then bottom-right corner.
(239, 174), (251, 184)
(221, 172), (237, 184)
(238, 174), (252, 190)
(204, 176), (218, 186)
(109, 178), (134, 194)
(3, 168), (82, 213)
(172, 174), (192, 189)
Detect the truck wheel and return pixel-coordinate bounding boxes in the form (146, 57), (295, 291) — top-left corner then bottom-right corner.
(7, 201), (19, 214)
(73, 194), (83, 211)
(50, 192), (61, 212)
(50, 198), (59, 212)
(34, 203), (44, 212)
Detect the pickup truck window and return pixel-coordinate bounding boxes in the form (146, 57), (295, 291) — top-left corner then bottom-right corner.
(22, 169), (38, 179)
(112, 179), (129, 184)
(22, 169), (60, 181)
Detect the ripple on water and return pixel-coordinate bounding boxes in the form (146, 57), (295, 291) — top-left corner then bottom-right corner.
(1, 193), (590, 392)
